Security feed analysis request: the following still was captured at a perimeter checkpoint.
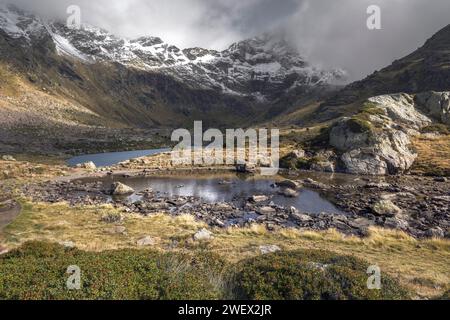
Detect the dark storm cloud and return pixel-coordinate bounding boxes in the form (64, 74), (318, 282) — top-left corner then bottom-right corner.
(2, 0), (450, 80)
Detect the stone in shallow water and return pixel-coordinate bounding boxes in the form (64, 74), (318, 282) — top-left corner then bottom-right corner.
(257, 206), (276, 215)
(277, 179), (301, 190)
(279, 188), (298, 198)
(249, 195), (269, 203)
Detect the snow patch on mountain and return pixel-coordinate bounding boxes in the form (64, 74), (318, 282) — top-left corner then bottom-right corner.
(52, 33), (91, 63)
(0, 5), (348, 100)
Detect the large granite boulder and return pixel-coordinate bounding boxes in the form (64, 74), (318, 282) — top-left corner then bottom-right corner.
(330, 93), (434, 175)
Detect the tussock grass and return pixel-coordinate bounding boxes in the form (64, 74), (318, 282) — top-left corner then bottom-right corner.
(412, 134), (450, 176)
(1, 200), (449, 299)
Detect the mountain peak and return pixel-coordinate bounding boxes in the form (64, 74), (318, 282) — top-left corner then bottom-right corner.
(0, 5), (347, 100)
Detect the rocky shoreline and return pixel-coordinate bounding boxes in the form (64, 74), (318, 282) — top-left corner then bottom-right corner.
(22, 169), (450, 239)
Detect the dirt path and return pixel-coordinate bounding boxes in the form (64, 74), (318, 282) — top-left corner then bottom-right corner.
(0, 200), (21, 233)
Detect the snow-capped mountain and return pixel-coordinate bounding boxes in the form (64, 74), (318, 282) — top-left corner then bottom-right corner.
(0, 4), (346, 101)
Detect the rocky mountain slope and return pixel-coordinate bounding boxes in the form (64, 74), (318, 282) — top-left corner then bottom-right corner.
(316, 23), (450, 122)
(0, 4), (346, 132)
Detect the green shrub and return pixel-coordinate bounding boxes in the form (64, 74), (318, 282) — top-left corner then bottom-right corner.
(348, 117), (374, 134)
(0, 242), (225, 300)
(0, 244), (412, 300)
(228, 250), (410, 300)
(360, 102), (385, 117)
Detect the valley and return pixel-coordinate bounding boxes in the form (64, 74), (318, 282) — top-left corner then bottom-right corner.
(0, 3), (449, 301)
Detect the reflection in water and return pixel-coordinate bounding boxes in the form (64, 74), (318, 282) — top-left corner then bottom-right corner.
(103, 174), (345, 215)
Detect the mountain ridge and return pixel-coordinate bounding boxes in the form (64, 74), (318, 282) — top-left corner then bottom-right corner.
(0, 4), (346, 101)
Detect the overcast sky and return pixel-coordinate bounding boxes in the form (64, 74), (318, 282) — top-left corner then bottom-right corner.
(3, 0), (450, 80)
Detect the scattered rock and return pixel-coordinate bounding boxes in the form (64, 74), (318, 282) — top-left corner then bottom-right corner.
(308, 262), (329, 271)
(101, 212), (123, 223)
(2, 170), (11, 179)
(59, 241), (75, 248)
(249, 195), (269, 203)
(236, 163), (256, 174)
(107, 226), (127, 235)
(110, 182), (135, 195)
(0, 246), (8, 255)
(259, 245), (281, 255)
(426, 227), (445, 238)
(277, 179), (301, 190)
(193, 228), (214, 241)
(434, 177), (448, 183)
(365, 182), (391, 189)
(279, 188), (298, 198)
(384, 217), (409, 230)
(257, 206), (276, 215)
(311, 161), (335, 173)
(290, 212), (313, 223)
(137, 236), (156, 246)
(372, 200), (403, 217)
(215, 203), (234, 211)
(77, 161), (97, 170)
(1, 155), (16, 161)
(290, 149), (306, 158)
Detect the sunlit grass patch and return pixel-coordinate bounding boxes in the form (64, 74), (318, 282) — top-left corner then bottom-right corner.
(1, 201), (449, 299)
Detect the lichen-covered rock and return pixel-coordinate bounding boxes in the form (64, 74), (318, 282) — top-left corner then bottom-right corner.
(372, 200), (403, 217)
(368, 93), (431, 130)
(331, 119), (417, 175)
(330, 93), (435, 175)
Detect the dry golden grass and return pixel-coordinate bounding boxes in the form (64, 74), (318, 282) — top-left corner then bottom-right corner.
(1, 200), (449, 299)
(412, 134), (450, 176)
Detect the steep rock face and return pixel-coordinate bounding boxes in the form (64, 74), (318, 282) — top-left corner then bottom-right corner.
(329, 92), (450, 175)
(320, 24), (450, 120)
(330, 118), (419, 175)
(415, 91), (450, 125)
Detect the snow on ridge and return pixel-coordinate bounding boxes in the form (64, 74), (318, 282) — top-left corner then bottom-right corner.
(52, 33), (91, 63)
(0, 5), (348, 98)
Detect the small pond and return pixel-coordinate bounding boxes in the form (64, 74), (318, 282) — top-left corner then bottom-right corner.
(67, 148), (169, 167)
